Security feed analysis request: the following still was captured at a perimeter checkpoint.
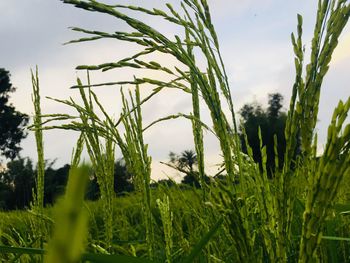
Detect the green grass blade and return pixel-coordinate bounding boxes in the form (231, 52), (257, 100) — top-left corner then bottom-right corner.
(182, 217), (223, 263)
(81, 253), (156, 263)
(44, 165), (90, 263)
(322, 236), (350, 242)
(0, 246), (157, 263)
(0, 245), (45, 255)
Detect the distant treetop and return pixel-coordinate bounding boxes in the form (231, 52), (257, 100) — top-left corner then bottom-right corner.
(0, 68), (29, 160)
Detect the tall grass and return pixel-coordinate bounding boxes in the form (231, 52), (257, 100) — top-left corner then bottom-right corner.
(0, 0), (349, 262)
(29, 67), (47, 262)
(31, 67), (45, 212)
(60, 0), (350, 262)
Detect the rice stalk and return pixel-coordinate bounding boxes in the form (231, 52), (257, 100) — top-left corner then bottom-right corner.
(30, 67), (45, 213)
(76, 77), (116, 250)
(61, 0), (238, 182)
(298, 97), (350, 262)
(119, 85), (155, 259)
(29, 67), (46, 260)
(157, 195), (173, 263)
(18, 1), (350, 262)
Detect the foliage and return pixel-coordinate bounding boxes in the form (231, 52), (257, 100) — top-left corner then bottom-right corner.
(0, 158), (34, 210)
(44, 164), (70, 204)
(239, 93), (298, 175)
(0, 157), (135, 210)
(114, 158), (134, 194)
(164, 150), (211, 187)
(0, 158), (61, 210)
(0, 68), (29, 160)
(86, 158), (135, 199)
(177, 150), (197, 173)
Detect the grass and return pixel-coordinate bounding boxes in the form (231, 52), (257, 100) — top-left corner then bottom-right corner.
(0, 0), (350, 262)
(1, 187), (349, 262)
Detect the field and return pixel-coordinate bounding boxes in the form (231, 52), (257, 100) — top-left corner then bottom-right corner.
(1, 186), (350, 262)
(1, 0), (350, 262)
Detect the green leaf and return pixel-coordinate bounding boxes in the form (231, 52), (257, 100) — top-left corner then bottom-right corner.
(0, 245), (45, 256)
(81, 253), (156, 263)
(182, 217), (224, 263)
(0, 246), (156, 263)
(321, 236), (350, 242)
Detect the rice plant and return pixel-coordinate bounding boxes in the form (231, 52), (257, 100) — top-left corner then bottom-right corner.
(31, 67), (45, 213)
(0, 0), (349, 262)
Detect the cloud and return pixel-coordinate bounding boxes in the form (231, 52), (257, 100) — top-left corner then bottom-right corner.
(331, 30), (350, 65)
(207, 0), (274, 17)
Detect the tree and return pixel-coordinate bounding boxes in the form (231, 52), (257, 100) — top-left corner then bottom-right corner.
(114, 158), (134, 194)
(86, 158), (134, 199)
(164, 150), (210, 187)
(168, 150), (197, 173)
(268, 93), (283, 119)
(44, 164), (70, 205)
(0, 178), (12, 210)
(239, 93), (290, 176)
(0, 158), (35, 209)
(151, 178), (176, 188)
(0, 68), (29, 160)
(177, 150), (197, 173)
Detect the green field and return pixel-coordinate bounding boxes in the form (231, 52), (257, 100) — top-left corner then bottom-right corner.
(1, 186), (350, 262)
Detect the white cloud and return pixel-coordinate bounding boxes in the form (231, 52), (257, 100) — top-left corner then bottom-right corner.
(208, 0), (274, 17)
(331, 30), (350, 66)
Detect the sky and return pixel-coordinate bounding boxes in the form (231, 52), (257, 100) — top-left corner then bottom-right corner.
(1, 0), (349, 180)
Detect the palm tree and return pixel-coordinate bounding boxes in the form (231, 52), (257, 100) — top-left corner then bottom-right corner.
(162, 150), (210, 188)
(178, 150), (197, 172)
(166, 150), (197, 173)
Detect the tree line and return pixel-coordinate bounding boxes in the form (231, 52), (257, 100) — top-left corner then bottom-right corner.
(0, 158), (135, 210)
(0, 67), (295, 210)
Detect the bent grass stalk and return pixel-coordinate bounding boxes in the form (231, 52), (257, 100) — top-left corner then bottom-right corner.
(62, 0), (238, 181)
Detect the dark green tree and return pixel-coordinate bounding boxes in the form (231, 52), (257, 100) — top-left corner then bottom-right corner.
(239, 93), (288, 176)
(0, 158), (35, 209)
(0, 68), (29, 160)
(0, 174), (12, 210)
(44, 163), (70, 205)
(114, 158), (134, 194)
(86, 176), (100, 200)
(151, 178), (176, 188)
(86, 158), (134, 199)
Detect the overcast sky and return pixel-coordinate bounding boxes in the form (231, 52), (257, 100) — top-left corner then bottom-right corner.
(1, 0), (349, 180)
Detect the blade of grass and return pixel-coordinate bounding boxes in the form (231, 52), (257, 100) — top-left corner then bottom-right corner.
(0, 246), (157, 263)
(182, 217), (223, 263)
